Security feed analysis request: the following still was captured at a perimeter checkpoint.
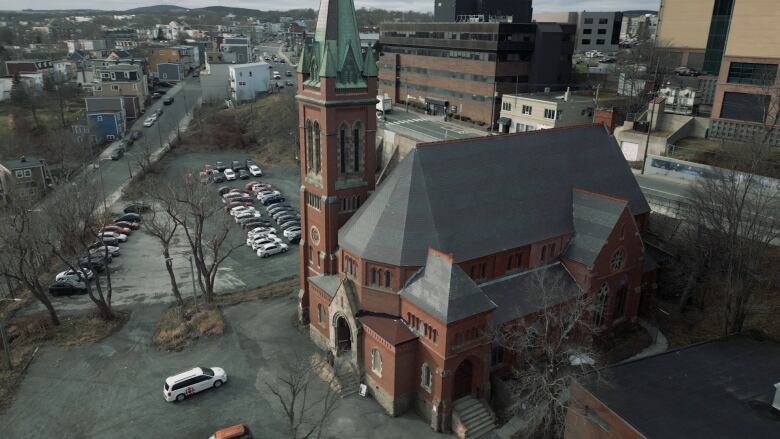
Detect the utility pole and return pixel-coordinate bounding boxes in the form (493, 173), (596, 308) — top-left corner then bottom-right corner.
(641, 60), (660, 175)
(489, 80), (497, 135)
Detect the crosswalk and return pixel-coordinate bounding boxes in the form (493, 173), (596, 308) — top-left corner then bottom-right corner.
(386, 117), (428, 125)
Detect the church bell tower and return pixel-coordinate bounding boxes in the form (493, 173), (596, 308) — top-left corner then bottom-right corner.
(295, 0), (378, 323)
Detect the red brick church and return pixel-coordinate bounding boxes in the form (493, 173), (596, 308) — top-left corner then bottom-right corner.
(295, 0), (653, 435)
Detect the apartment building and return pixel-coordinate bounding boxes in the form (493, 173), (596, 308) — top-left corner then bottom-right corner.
(378, 21), (575, 126)
(148, 46), (193, 81)
(0, 156), (52, 203)
(218, 35), (251, 64)
(575, 12), (623, 54)
(228, 62), (270, 102)
(657, 0), (780, 144)
(93, 63), (148, 118)
(498, 89), (624, 133)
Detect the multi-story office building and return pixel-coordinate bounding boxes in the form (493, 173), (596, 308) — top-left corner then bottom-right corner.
(657, 0), (780, 144)
(378, 21), (575, 125)
(434, 0), (533, 22)
(575, 12), (623, 54)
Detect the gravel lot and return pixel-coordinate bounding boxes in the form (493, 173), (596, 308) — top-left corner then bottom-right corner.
(42, 148), (301, 314)
(0, 297), (442, 439)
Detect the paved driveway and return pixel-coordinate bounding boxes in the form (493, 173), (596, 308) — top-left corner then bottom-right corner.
(0, 295), (443, 439)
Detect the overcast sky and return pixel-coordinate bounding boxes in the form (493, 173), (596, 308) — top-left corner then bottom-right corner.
(0, 0), (660, 13)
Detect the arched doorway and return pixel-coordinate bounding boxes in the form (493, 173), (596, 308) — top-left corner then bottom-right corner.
(453, 359), (473, 400)
(335, 316), (351, 353)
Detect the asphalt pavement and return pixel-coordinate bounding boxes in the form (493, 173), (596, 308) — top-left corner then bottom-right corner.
(379, 109), (486, 142)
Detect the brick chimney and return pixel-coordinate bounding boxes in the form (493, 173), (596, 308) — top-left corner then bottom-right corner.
(594, 107), (625, 134)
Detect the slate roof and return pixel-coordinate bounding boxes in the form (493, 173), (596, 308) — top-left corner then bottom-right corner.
(361, 315), (417, 345)
(481, 262), (582, 325)
(309, 274), (341, 298)
(1, 157), (45, 170)
(563, 189), (627, 267)
(401, 249), (496, 324)
(339, 125), (650, 267)
(579, 335), (780, 439)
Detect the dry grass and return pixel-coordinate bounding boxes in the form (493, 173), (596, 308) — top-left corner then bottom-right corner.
(216, 276), (297, 306)
(152, 304), (225, 352)
(0, 311), (127, 412)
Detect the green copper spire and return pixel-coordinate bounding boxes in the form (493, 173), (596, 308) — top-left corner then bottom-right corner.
(318, 41), (338, 78)
(362, 44), (378, 77)
(297, 43), (310, 74)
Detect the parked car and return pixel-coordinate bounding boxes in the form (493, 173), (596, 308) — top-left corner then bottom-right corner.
(163, 97), (174, 105)
(230, 205), (254, 216)
(287, 232), (301, 244)
(248, 165), (263, 177)
(249, 235), (283, 250)
(275, 214), (299, 225)
(279, 220), (300, 231)
(231, 160), (244, 170)
(203, 164), (215, 175)
(283, 226), (302, 240)
(124, 202), (151, 213)
(218, 186), (232, 196)
(114, 220), (140, 230)
(252, 183), (274, 193)
(239, 216), (269, 227)
(257, 242), (289, 258)
(152, 92), (163, 99)
(248, 227), (277, 239)
(143, 117), (156, 127)
(245, 158), (256, 168)
(115, 212), (142, 223)
(266, 204), (292, 214)
(235, 211), (261, 222)
(95, 235), (120, 247)
(101, 225), (132, 235)
(49, 279), (87, 296)
(98, 231), (128, 242)
(285, 80), (294, 87)
(261, 195), (285, 206)
(110, 148), (123, 160)
(238, 169), (250, 180)
(272, 209), (298, 219)
(209, 424), (254, 439)
(56, 268), (94, 282)
(77, 255), (107, 272)
(258, 191), (282, 202)
(216, 161), (227, 171)
(212, 172), (226, 183)
(242, 218), (272, 229)
(155, 108), (164, 117)
(224, 169), (237, 181)
(222, 192), (245, 202)
(225, 201), (254, 212)
(164, 367), (227, 402)
(131, 131), (143, 140)
(88, 243), (121, 256)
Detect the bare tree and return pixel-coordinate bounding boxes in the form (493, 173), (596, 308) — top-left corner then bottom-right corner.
(501, 269), (599, 439)
(681, 141), (779, 335)
(0, 203), (60, 326)
(614, 39), (677, 114)
(153, 175), (242, 303)
(141, 181), (184, 308)
(266, 355), (340, 439)
(45, 184), (116, 320)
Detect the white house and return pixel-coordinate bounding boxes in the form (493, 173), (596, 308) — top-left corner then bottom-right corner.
(228, 62), (270, 102)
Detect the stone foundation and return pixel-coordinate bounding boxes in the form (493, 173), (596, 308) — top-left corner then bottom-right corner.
(413, 392), (451, 433)
(310, 325), (330, 352)
(365, 374), (413, 416)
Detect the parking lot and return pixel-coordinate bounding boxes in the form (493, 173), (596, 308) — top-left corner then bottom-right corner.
(43, 148), (301, 314)
(0, 296), (442, 439)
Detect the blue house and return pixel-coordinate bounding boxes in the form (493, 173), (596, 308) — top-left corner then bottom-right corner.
(85, 97), (126, 144)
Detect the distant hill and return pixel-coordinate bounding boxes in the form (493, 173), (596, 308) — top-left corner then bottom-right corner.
(622, 10), (658, 17)
(126, 5), (190, 14)
(198, 6), (261, 15)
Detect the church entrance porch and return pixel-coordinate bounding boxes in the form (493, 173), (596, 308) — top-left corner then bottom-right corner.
(453, 359), (474, 400)
(335, 315), (352, 353)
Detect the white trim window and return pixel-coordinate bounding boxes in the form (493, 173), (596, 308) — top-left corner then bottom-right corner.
(23, 169), (31, 177)
(371, 348), (382, 377)
(521, 105), (532, 115)
(421, 363), (432, 391)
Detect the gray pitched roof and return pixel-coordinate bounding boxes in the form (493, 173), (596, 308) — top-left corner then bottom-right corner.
(339, 125), (650, 267)
(85, 96), (124, 113)
(563, 189), (627, 267)
(480, 262), (582, 325)
(1, 156), (45, 170)
(401, 249), (496, 324)
(579, 335), (780, 439)
(309, 274), (340, 298)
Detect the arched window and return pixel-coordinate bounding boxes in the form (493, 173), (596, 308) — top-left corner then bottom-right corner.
(384, 270), (391, 288)
(421, 363), (432, 390)
(371, 348), (382, 376)
(352, 121), (362, 172)
(370, 268), (376, 285)
(305, 120), (313, 173)
(339, 123), (348, 174)
(313, 121), (321, 174)
(593, 283), (610, 327)
(317, 303), (324, 324)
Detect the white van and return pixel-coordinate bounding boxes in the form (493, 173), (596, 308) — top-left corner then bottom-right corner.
(164, 367), (227, 402)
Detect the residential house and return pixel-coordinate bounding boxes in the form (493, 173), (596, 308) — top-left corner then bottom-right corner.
(148, 47), (193, 81)
(85, 96), (126, 144)
(565, 335), (780, 439)
(0, 156), (52, 203)
(93, 63), (148, 118)
(229, 62), (270, 102)
(498, 89), (624, 133)
(65, 39), (107, 53)
(4, 59), (54, 77)
(218, 35), (251, 64)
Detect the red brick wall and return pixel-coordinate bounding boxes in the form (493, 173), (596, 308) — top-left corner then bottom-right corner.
(308, 283), (332, 337)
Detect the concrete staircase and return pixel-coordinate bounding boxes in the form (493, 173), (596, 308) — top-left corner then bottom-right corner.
(335, 363), (361, 397)
(452, 396), (497, 439)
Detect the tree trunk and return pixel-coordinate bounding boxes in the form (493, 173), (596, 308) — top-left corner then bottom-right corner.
(163, 248), (184, 307)
(30, 287), (60, 326)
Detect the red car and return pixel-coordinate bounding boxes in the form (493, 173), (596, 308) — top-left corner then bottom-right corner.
(102, 225), (132, 235)
(225, 200), (253, 211)
(244, 181), (259, 192)
(115, 221), (140, 230)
